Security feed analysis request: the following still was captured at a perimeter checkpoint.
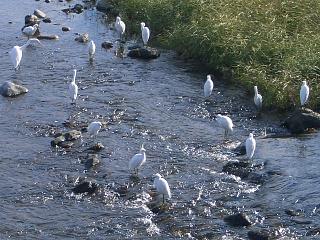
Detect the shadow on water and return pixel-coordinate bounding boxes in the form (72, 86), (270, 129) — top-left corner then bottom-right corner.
(0, 0), (319, 239)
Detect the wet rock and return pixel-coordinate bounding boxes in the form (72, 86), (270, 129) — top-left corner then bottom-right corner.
(248, 229), (270, 240)
(25, 15), (40, 26)
(283, 108), (320, 134)
(75, 33), (89, 43)
(224, 213), (252, 227)
(306, 227), (320, 236)
(34, 9), (46, 18)
(62, 26), (71, 32)
(37, 35), (59, 40)
(101, 41), (113, 50)
(292, 217), (312, 225)
(247, 172), (268, 184)
(72, 181), (98, 194)
(233, 142), (246, 155)
(222, 160), (253, 179)
(0, 81), (28, 97)
(128, 46), (160, 59)
(84, 154), (100, 169)
(45, 0), (51, 3)
(42, 17), (51, 23)
(51, 130), (81, 148)
(114, 185), (129, 197)
(87, 143), (105, 152)
(96, 0), (119, 16)
(62, 4), (84, 14)
(285, 209), (302, 217)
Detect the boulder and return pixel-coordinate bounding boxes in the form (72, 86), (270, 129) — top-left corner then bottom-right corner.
(75, 33), (89, 43)
(87, 142), (105, 152)
(62, 26), (71, 32)
(283, 108), (320, 134)
(84, 154), (100, 169)
(101, 41), (113, 50)
(222, 160), (253, 179)
(0, 81), (28, 97)
(62, 4), (84, 14)
(72, 181), (98, 194)
(34, 9), (46, 18)
(224, 213), (252, 227)
(51, 130), (81, 148)
(25, 15), (40, 26)
(128, 46), (160, 59)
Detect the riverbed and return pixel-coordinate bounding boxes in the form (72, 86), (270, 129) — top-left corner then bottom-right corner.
(0, 0), (319, 239)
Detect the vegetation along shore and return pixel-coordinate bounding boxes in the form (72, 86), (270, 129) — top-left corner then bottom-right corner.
(102, 0), (320, 111)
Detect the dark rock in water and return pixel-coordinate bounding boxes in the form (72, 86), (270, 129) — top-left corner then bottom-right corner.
(72, 181), (98, 194)
(87, 143), (105, 152)
(248, 229), (270, 240)
(25, 15), (40, 26)
(45, 0), (51, 3)
(96, 0), (119, 16)
(51, 130), (81, 148)
(233, 142), (246, 155)
(127, 46), (160, 59)
(62, 4), (84, 14)
(101, 41), (113, 50)
(62, 26), (71, 32)
(224, 213), (252, 227)
(42, 17), (51, 23)
(34, 9), (46, 18)
(247, 172), (267, 184)
(292, 217), (312, 225)
(222, 160), (253, 179)
(84, 154), (100, 169)
(114, 185), (128, 197)
(37, 35), (59, 40)
(285, 209), (302, 217)
(283, 108), (320, 134)
(128, 45), (141, 51)
(75, 33), (89, 43)
(0, 81), (28, 97)
(306, 227), (320, 236)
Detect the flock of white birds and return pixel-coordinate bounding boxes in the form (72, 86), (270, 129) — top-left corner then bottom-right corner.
(8, 12), (311, 204)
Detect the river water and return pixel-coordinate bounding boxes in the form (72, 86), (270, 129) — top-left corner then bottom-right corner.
(0, 0), (319, 239)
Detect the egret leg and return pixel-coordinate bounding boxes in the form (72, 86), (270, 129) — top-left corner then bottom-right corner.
(162, 194), (165, 204)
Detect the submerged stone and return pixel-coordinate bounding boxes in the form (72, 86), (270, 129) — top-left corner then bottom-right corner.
(37, 35), (59, 40)
(72, 181), (98, 194)
(248, 229), (270, 240)
(75, 33), (89, 43)
(127, 46), (160, 59)
(224, 213), (252, 227)
(0, 81), (28, 97)
(101, 41), (113, 50)
(84, 154), (100, 169)
(87, 142), (105, 152)
(51, 130), (81, 148)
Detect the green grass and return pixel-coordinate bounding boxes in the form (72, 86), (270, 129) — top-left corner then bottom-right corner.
(108, 0), (320, 110)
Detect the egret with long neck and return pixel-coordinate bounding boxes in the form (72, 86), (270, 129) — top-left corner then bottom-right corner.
(253, 86), (263, 110)
(68, 69), (78, 104)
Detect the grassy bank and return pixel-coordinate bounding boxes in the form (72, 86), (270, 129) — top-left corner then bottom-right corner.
(109, 0), (320, 110)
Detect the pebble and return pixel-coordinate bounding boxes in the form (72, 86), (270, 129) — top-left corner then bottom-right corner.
(62, 26), (71, 32)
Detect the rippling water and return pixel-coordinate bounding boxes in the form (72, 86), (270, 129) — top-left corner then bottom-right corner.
(0, 0), (319, 239)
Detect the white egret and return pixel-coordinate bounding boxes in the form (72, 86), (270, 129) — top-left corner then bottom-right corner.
(140, 22), (150, 45)
(154, 173), (171, 204)
(216, 114), (233, 137)
(68, 69), (78, 104)
(22, 24), (38, 39)
(204, 74), (214, 98)
(9, 39), (42, 70)
(245, 133), (256, 160)
(87, 121), (102, 139)
(253, 86), (263, 110)
(115, 16), (125, 39)
(88, 40), (96, 60)
(300, 81), (309, 106)
(128, 144), (146, 175)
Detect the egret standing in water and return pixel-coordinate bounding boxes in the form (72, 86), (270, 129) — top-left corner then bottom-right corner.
(216, 114), (233, 138)
(204, 75), (214, 98)
(128, 144), (146, 175)
(140, 22), (150, 45)
(300, 81), (309, 107)
(245, 133), (256, 160)
(87, 121), (102, 141)
(88, 40), (96, 61)
(9, 39), (42, 70)
(154, 173), (171, 204)
(68, 69), (78, 104)
(115, 16), (125, 40)
(22, 24), (38, 39)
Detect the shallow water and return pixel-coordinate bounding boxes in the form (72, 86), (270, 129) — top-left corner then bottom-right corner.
(0, 0), (319, 239)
